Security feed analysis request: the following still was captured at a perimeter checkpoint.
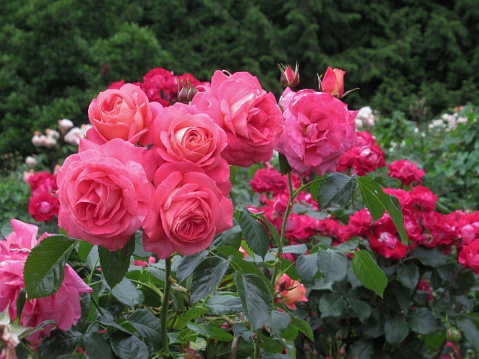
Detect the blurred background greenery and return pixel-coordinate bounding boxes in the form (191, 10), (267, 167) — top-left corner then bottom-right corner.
(1, 0), (479, 223)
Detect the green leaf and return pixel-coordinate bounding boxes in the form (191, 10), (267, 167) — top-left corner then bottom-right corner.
(411, 247), (448, 267)
(384, 315), (408, 346)
(282, 244), (308, 255)
(318, 249), (348, 282)
(235, 272), (273, 330)
(457, 317), (479, 350)
(348, 298), (372, 323)
(176, 250), (208, 282)
(187, 323), (233, 342)
(24, 235), (77, 298)
(212, 224), (243, 249)
(110, 333), (149, 359)
(190, 256), (229, 303)
(206, 293), (243, 315)
(111, 278), (143, 307)
(278, 153), (291, 175)
(290, 317), (314, 341)
(407, 308), (441, 335)
(234, 208), (270, 258)
(98, 235), (135, 288)
(356, 176), (408, 244)
(319, 293), (347, 318)
(77, 240), (94, 262)
(295, 253), (319, 284)
(128, 309), (162, 349)
(38, 330), (82, 358)
(352, 250), (388, 297)
(318, 173), (356, 208)
(230, 258), (274, 291)
(396, 261), (419, 289)
(83, 332), (115, 359)
(266, 310), (291, 335)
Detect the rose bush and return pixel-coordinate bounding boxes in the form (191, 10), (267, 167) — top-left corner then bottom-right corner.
(1, 66), (478, 359)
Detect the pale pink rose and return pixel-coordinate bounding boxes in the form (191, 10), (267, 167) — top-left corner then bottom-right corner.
(87, 83), (162, 145)
(192, 70), (284, 166)
(142, 162), (233, 258)
(57, 139), (154, 251)
(0, 220), (92, 343)
(275, 274), (308, 310)
(275, 89), (357, 175)
(150, 102), (230, 193)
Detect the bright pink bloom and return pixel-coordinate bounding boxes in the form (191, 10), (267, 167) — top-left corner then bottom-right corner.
(107, 80), (125, 90)
(320, 67), (346, 98)
(345, 208), (372, 238)
(275, 274), (308, 310)
(367, 216), (409, 259)
(458, 240), (479, 275)
(57, 139), (154, 251)
(410, 185), (437, 211)
(28, 192), (60, 222)
(87, 83), (161, 145)
(142, 162), (233, 258)
(27, 172), (57, 196)
(150, 102), (230, 193)
(140, 68), (178, 105)
(192, 70), (284, 166)
(0, 220), (92, 342)
(275, 89), (357, 176)
(388, 160), (425, 186)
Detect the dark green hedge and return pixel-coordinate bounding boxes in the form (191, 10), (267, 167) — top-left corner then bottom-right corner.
(1, 0), (478, 165)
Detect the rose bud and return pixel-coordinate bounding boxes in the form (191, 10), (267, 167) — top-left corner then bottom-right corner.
(320, 66), (345, 98)
(279, 63), (300, 88)
(275, 274), (308, 309)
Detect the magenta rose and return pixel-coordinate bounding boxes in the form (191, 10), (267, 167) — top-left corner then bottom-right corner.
(150, 102), (230, 193)
(0, 220), (92, 342)
(142, 162), (233, 258)
(458, 240), (479, 275)
(57, 139), (154, 251)
(192, 70), (284, 166)
(387, 159), (425, 186)
(28, 191), (60, 222)
(275, 89), (357, 175)
(87, 83), (162, 145)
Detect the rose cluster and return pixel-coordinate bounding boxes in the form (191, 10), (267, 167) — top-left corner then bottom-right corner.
(249, 138), (479, 275)
(0, 220), (92, 343)
(56, 67), (358, 259)
(25, 171), (60, 222)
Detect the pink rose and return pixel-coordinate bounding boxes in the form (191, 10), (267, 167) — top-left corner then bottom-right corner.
(192, 70), (284, 166)
(458, 240), (479, 275)
(320, 67), (346, 98)
(387, 160), (425, 186)
(275, 274), (308, 310)
(0, 220), (92, 342)
(27, 172), (57, 196)
(150, 102), (230, 192)
(142, 162), (233, 258)
(28, 191), (60, 222)
(57, 139), (154, 251)
(87, 83), (162, 145)
(367, 216), (409, 259)
(276, 89), (357, 175)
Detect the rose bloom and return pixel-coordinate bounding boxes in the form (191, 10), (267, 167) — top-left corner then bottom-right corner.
(27, 171), (57, 196)
(150, 102), (230, 192)
(367, 215), (409, 259)
(87, 83), (162, 145)
(320, 67), (346, 98)
(275, 274), (308, 310)
(387, 159), (425, 186)
(276, 89), (357, 176)
(410, 185), (438, 211)
(28, 191), (60, 222)
(56, 139), (154, 251)
(142, 162), (233, 258)
(458, 240), (479, 275)
(192, 70), (284, 166)
(0, 220), (92, 342)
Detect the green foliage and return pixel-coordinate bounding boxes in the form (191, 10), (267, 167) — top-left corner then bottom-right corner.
(1, 0), (478, 169)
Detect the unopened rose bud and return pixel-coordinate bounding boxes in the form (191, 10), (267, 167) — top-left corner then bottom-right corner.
(58, 118), (74, 131)
(446, 327), (462, 343)
(320, 66), (345, 98)
(177, 80), (199, 103)
(275, 274), (308, 310)
(279, 63), (300, 88)
(25, 156), (37, 168)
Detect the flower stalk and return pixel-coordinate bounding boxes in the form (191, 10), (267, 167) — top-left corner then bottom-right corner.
(161, 256), (172, 357)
